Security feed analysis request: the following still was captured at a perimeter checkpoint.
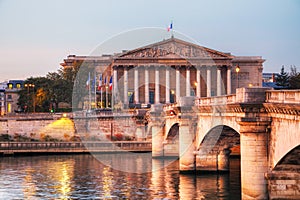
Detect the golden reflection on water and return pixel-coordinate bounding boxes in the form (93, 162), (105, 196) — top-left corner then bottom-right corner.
(48, 160), (74, 199)
(102, 166), (113, 198)
(23, 167), (37, 200)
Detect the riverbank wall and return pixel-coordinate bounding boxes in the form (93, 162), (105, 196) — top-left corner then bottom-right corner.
(0, 112), (145, 142)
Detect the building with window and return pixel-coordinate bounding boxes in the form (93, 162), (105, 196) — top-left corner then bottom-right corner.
(4, 80), (24, 114)
(61, 37), (264, 109)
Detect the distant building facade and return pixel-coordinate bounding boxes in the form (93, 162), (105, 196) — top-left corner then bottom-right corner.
(2, 80), (24, 114)
(61, 37), (264, 109)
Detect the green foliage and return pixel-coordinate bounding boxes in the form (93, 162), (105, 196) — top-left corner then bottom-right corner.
(276, 65), (300, 89)
(18, 66), (76, 112)
(289, 66), (300, 89)
(276, 65), (289, 88)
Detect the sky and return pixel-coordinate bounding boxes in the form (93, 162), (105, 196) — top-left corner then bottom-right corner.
(0, 0), (299, 82)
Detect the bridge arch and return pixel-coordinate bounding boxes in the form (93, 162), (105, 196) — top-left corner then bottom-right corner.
(165, 123), (179, 141)
(273, 145), (300, 171)
(195, 125), (240, 172)
(163, 123), (180, 157)
(267, 145), (300, 199)
(270, 118), (300, 169)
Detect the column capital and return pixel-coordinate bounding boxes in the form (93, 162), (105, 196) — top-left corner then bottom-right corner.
(227, 65), (233, 70)
(237, 118), (271, 133)
(175, 65), (181, 70)
(195, 65), (202, 70)
(217, 66), (223, 70)
(123, 65), (129, 70)
(112, 65), (119, 70)
(186, 65), (192, 70)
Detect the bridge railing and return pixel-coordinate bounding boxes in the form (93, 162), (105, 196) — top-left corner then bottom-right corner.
(266, 90), (300, 104)
(195, 94), (236, 106)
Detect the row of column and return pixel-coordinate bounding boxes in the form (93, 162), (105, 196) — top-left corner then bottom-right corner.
(113, 66), (232, 104)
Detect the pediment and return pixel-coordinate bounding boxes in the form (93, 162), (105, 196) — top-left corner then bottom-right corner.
(118, 38), (233, 59)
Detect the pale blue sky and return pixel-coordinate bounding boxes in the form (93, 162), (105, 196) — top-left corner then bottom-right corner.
(0, 0), (299, 82)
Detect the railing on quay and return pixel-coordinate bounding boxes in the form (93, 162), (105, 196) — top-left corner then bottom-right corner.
(0, 141), (152, 155)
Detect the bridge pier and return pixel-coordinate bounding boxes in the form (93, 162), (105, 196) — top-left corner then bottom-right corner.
(178, 102), (197, 172)
(151, 104), (165, 158)
(196, 149), (231, 172)
(239, 119), (271, 200)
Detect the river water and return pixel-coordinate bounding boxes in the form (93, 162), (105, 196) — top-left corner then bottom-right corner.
(0, 153), (241, 199)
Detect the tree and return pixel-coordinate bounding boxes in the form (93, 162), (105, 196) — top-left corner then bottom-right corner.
(276, 65), (289, 88)
(289, 65), (300, 89)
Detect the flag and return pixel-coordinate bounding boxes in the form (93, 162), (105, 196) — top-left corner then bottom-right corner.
(97, 74), (102, 91)
(109, 76), (113, 90)
(167, 22), (173, 32)
(104, 76), (107, 89)
(86, 73), (90, 89)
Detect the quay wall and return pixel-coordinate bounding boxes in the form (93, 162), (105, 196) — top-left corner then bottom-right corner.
(0, 113), (139, 141)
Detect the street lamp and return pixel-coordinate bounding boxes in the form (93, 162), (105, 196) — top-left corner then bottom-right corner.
(24, 83), (35, 113)
(235, 65), (240, 88)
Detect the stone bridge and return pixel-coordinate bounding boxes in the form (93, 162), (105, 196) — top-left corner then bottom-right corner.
(150, 88), (300, 200)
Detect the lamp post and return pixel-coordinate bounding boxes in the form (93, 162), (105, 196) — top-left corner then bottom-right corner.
(24, 83), (35, 113)
(235, 65), (240, 88)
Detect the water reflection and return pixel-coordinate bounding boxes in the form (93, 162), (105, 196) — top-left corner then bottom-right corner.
(0, 154), (240, 199)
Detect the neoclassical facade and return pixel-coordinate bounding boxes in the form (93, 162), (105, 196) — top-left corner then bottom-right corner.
(61, 37), (264, 108)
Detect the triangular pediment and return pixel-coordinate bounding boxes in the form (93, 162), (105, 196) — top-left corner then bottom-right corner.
(118, 37), (233, 59)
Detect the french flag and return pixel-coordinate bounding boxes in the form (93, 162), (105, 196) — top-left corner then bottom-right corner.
(167, 22), (173, 32)
(109, 76), (113, 90)
(97, 74), (102, 91)
(86, 73), (90, 89)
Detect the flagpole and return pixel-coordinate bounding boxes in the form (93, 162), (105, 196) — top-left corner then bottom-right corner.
(94, 74), (96, 108)
(88, 72), (91, 111)
(171, 20), (174, 38)
(105, 76), (108, 108)
(99, 73), (103, 108)
(111, 78), (114, 110)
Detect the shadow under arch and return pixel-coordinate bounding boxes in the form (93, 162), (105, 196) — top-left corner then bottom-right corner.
(273, 145), (300, 172)
(196, 125), (240, 172)
(266, 145), (300, 199)
(163, 123), (179, 158)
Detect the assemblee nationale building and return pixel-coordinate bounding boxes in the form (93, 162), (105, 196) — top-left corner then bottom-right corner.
(61, 37), (264, 109)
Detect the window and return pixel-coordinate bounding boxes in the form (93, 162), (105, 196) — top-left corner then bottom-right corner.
(149, 91), (154, 104)
(7, 103), (11, 113)
(190, 90), (195, 96)
(8, 84), (13, 89)
(16, 83), (21, 89)
(128, 91), (133, 104)
(7, 95), (12, 100)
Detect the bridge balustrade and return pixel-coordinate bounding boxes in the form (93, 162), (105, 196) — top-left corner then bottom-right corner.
(266, 90), (300, 104)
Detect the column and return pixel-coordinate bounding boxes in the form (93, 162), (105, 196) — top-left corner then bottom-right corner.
(124, 66), (128, 105)
(186, 66), (191, 97)
(134, 67), (139, 104)
(196, 67), (201, 97)
(155, 66), (160, 104)
(145, 66), (149, 104)
(113, 66), (118, 95)
(217, 66), (222, 96)
(206, 67), (211, 97)
(165, 67), (170, 103)
(227, 66), (232, 95)
(176, 66), (180, 102)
